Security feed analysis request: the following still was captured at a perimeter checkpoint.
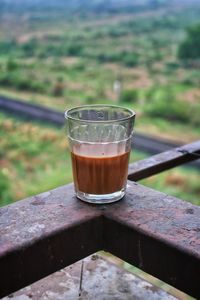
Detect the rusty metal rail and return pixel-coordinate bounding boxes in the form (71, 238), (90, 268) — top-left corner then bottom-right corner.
(0, 140), (200, 299)
(0, 182), (200, 298)
(129, 140), (200, 181)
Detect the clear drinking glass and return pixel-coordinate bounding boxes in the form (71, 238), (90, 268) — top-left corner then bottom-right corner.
(65, 105), (135, 204)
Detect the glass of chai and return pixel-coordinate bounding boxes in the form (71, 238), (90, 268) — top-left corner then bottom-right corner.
(65, 105), (135, 204)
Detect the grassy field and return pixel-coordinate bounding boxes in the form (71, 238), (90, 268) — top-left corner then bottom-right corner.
(0, 0), (200, 208)
(0, 112), (199, 208)
(0, 1), (200, 143)
(0, 3), (199, 298)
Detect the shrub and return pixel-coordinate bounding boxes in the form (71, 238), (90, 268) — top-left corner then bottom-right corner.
(0, 71), (47, 93)
(0, 40), (17, 55)
(0, 171), (12, 206)
(191, 103), (200, 126)
(14, 75), (46, 93)
(97, 52), (119, 63)
(120, 89), (138, 103)
(73, 62), (86, 71)
(0, 73), (13, 87)
(144, 89), (190, 123)
(122, 52), (139, 67)
(182, 78), (194, 86)
(165, 62), (179, 70)
(21, 39), (38, 57)
(145, 86), (157, 100)
(178, 23), (200, 61)
(6, 58), (18, 71)
(86, 95), (95, 104)
(183, 70), (200, 86)
(30, 81), (47, 93)
(66, 43), (83, 56)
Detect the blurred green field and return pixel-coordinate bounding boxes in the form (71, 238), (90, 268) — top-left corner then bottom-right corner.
(0, 113), (199, 208)
(0, 1), (200, 206)
(0, 2), (199, 298)
(0, 1), (200, 144)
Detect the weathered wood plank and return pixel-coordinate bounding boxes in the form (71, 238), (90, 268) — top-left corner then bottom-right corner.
(128, 140), (200, 181)
(2, 255), (178, 300)
(104, 181), (200, 298)
(0, 181), (200, 298)
(0, 184), (102, 298)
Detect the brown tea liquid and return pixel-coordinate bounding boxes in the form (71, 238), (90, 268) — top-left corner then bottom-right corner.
(71, 146), (130, 195)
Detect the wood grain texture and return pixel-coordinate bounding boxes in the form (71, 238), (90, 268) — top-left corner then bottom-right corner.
(0, 181), (200, 298)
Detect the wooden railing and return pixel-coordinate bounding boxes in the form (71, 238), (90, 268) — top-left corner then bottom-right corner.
(0, 140), (200, 299)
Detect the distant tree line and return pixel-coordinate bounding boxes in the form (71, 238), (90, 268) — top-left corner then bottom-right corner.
(178, 23), (200, 61)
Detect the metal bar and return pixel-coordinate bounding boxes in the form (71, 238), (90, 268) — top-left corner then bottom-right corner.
(128, 140), (200, 181)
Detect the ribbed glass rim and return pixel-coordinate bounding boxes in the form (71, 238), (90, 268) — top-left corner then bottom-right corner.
(65, 104), (136, 123)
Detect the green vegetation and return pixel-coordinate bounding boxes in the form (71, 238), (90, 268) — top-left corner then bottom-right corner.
(0, 1), (199, 138)
(0, 113), (71, 206)
(0, 0), (200, 210)
(120, 89), (139, 103)
(0, 4), (199, 299)
(178, 23), (200, 61)
(144, 86), (200, 126)
(0, 113), (199, 209)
